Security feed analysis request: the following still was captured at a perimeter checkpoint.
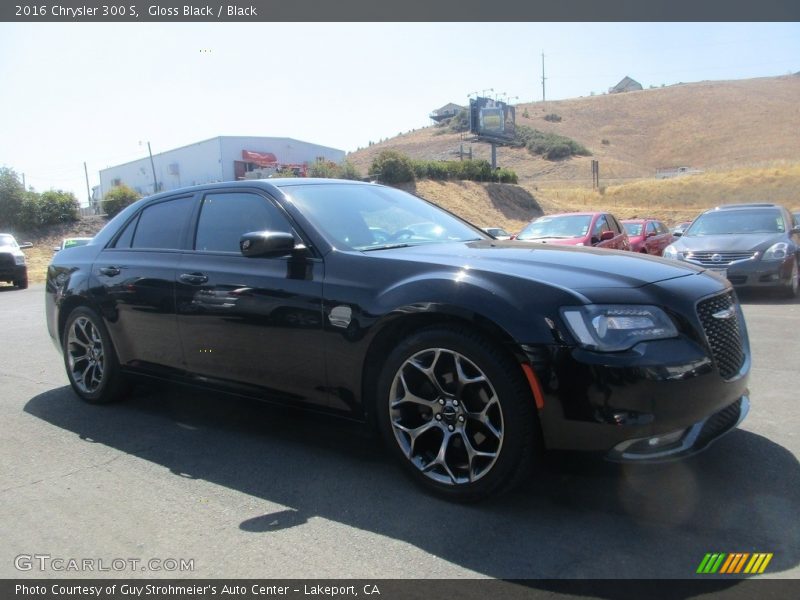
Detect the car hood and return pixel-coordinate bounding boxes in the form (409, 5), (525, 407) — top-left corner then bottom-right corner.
(371, 240), (704, 290)
(0, 247), (24, 258)
(674, 233), (785, 252)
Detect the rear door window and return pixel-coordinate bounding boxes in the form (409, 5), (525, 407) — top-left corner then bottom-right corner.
(130, 197), (194, 250)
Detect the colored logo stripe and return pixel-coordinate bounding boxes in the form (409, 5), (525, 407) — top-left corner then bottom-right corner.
(697, 553), (773, 574)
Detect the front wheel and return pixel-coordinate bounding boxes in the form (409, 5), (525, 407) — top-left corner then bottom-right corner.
(376, 327), (539, 501)
(63, 306), (128, 404)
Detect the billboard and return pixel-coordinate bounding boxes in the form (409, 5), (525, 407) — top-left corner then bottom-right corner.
(469, 97), (516, 141)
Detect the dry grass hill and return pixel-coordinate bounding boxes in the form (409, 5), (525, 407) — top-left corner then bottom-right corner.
(348, 75), (800, 185)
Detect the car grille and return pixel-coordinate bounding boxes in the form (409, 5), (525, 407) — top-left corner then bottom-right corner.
(696, 291), (746, 380)
(695, 398), (742, 448)
(685, 251), (757, 267)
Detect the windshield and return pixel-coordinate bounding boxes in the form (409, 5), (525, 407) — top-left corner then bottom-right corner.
(623, 222), (643, 236)
(686, 209), (785, 236)
(0, 234), (18, 248)
(283, 183), (486, 250)
(516, 215), (592, 241)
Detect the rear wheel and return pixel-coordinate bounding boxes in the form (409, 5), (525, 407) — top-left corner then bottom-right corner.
(63, 306), (127, 404)
(376, 326), (538, 501)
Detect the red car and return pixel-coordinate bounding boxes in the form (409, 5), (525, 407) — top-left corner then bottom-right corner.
(514, 212), (631, 250)
(622, 218), (675, 256)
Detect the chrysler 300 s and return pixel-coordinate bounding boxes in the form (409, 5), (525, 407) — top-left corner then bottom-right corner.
(46, 179), (750, 500)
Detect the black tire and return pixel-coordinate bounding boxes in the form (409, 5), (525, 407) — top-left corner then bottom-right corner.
(376, 326), (539, 502)
(14, 278), (28, 289)
(783, 258), (799, 299)
(62, 306), (128, 404)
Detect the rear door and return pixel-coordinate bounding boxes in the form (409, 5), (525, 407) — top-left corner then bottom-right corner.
(175, 188), (327, 407)
(93, 194), (195, 373)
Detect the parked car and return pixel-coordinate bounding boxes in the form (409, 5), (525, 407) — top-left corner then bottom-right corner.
(671, 221), (694, 236)
(663, 203), (800, 297)
(622, 218), (675, 256)
(0, 233), (30, 289)
(793, 212), (800, 228)
(514, 212), (631, 251)
(53, 237), (93, 253)
(482, 227), (512, 240)
(47, 179), (750, 501)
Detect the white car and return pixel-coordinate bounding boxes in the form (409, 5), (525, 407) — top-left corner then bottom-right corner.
(482, 227), (512, 240)
(0, 233), (31, 289)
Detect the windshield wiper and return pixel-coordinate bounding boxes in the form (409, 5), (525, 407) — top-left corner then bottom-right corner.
(362, 243), (414, 251)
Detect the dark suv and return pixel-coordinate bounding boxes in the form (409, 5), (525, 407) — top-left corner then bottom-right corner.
(663, 203), (799, 297)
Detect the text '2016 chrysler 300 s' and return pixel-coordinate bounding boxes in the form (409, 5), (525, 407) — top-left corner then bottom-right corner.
(46, 179), (751, 501)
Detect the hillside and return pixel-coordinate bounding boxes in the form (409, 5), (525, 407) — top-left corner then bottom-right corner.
(348, 75), (800, 185)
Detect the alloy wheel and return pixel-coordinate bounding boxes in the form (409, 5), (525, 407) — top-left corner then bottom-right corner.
(388, 348), (504, 485)
(67, 316), (106, 394)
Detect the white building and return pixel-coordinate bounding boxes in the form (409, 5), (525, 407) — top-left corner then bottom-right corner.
(98, 136), (346, 198)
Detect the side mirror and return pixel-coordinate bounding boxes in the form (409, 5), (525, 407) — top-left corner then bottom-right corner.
(53, 246), (61, 252)
(600, 231), (615, 242)
(240, 231), (298, 257)
(646, 231), (657, 238)
(19, 242), (33, 249)
(673, 231), (683, 237)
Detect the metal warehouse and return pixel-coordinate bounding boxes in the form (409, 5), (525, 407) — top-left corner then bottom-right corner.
(98, 135), (346, 199)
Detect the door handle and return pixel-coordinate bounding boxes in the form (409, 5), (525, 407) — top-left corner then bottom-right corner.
(179, 273), (209, 285)
(99, 266), (121, 277)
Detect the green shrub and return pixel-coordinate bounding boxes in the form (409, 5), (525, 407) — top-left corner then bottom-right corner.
(544, 113), (562, 122)
(516, 125), (591, 160)
(102, 185), (141, 218)
(369, 151), (415, 184)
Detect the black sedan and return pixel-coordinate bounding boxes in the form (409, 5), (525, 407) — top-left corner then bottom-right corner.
(664, 203), (800, 298)
(46, 179), (751, 501)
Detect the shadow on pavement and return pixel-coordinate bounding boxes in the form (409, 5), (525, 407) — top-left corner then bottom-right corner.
(24, 383), (800, 587)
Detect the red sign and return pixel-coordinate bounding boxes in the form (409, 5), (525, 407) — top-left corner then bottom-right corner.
(242, 150), (277, 166)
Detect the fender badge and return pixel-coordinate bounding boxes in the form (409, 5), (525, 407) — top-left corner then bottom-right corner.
(329, 305), (352, 328)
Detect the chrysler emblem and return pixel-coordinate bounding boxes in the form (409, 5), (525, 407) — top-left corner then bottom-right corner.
(712, 307), (735, 320)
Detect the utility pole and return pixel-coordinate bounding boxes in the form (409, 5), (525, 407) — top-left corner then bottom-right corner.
(541, 51), (547, 102)
(83, 162), (92, 211)
(147, 141), (158, 194)
(21, 173), (26, 189)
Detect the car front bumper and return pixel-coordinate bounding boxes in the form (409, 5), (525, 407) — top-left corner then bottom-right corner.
(527, 326), (750, 460)
(0, 264), (26, 282)
(688, 256), (795, 290)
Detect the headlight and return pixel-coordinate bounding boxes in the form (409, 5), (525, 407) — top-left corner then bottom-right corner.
(662, 245), (682, 260)
(560, 305), (678, 352)
(14, 255), (25, 266)
(763, 242), (789, 261)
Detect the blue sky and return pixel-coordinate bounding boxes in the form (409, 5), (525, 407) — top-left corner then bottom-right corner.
(0, 22), (798, 202)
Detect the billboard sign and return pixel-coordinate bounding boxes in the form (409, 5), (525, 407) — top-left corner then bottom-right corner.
(469, 97), (516, 141)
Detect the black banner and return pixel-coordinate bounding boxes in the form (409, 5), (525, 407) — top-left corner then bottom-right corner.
(2, 0), (800, 22)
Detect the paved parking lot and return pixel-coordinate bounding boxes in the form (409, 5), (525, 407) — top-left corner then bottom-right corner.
(1, 285), (798, 580)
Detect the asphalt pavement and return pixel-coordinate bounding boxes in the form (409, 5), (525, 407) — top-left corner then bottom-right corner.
(1, 284), (798, 580)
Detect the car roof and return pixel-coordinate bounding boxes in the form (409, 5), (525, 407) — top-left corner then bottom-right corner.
(540, 212), (603, 217)
(712, 203), (782, 211)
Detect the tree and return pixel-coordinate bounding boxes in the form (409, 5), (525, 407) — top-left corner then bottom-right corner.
(102, 185), (141, 218)
(17, 189), (79, 229)
(0, 167), (25, 229)
(369, 150), (415, 184)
